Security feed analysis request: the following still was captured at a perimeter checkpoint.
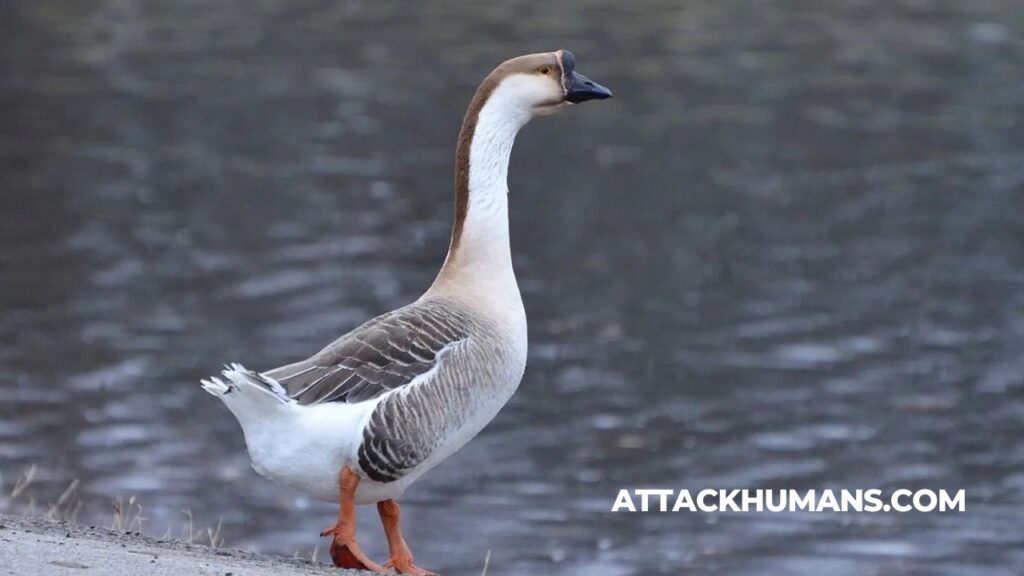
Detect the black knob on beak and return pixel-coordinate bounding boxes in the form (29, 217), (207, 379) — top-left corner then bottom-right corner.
(566, 71), (613, 103)
(560, 49), (612, 103)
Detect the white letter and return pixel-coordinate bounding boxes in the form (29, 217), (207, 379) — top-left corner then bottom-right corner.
(698, 489), (718, 512)
(719, 489), (741, 512)
(940, 489), (965, 512)
(611, 489), (636, 512)
(673, 490), (696, 512)
(913, 490), (937, 512)
(817, 490), (839, 512)
(741, 490), (763, 512)
(864, 489), (883, 512)
(790, 490), (815, 512)
(766, 489), (786, 512)
(892, 489), (913, 512)
(634, 489), (671, 512)
(841, 490), (863, 512)
(654, 489), (674, 512)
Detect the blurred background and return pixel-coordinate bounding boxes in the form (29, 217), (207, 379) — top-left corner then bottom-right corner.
(2, 1), (1023, 574)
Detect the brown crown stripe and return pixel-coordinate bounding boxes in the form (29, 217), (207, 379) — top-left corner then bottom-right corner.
(446, 52), (564, 258)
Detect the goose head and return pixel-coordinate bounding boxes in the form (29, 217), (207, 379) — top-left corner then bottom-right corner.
(476, 49), (612, 119)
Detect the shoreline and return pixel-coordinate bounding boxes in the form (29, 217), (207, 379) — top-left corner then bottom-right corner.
(0, 513), (373, 576)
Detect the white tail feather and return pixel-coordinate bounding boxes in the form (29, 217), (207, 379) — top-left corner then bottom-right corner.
(200, 363), (292, 404)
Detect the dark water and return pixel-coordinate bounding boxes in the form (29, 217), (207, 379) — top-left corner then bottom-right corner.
(2, 1), (1024, 574)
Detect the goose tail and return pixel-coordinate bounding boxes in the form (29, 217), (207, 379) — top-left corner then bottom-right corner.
(201, 363), (293, 414)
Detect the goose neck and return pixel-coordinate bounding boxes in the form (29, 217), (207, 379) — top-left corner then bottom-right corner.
(434, 85), (529, 296)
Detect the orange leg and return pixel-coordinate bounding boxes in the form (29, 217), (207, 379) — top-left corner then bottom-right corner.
(377, 499), (436, 575)
(320, 466), (386, 573)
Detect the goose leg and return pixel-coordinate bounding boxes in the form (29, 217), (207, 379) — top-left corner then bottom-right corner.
(377, 499), (437, 575)
(321, 466), (386, 573)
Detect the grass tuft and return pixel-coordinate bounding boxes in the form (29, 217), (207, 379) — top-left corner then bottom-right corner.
(4, 466), (231, 556)
(111, 495), (146, 532)
(207, 517), (224, 548)
(2, 466), (228, 550)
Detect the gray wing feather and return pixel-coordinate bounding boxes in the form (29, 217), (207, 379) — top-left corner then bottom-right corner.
(264, 299), (470, 406)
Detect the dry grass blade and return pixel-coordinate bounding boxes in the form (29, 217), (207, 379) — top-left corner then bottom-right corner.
(181, 508), (194, 543)
(47, 479), (80, 522)
(11, 464), (37, 499)
(207, 517), (224, 548)
(481, 549), (491, 576)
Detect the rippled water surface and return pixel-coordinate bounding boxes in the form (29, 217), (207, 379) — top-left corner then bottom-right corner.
(2, 1), (1024, 574)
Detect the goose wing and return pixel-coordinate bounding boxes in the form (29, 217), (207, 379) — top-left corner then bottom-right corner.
(265, 299), (469, 405)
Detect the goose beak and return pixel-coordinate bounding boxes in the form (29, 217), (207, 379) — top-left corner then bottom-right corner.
(566, 71), (613, 103)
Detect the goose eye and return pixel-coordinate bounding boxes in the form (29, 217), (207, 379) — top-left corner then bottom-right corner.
(538, 65), (552, 75)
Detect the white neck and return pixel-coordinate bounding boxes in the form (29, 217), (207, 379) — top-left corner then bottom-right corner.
(431, 82), (531, 305)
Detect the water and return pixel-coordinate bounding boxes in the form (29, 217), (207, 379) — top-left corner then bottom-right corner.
(2, 1), (1023, 574)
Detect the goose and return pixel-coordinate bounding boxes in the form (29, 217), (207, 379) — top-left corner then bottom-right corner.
(201, 50), (611, 574)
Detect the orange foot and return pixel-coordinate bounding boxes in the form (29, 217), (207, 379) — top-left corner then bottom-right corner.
(384, 553), (438, 576)
(376, 499), (436, 575)
(321, 525), (387, 573)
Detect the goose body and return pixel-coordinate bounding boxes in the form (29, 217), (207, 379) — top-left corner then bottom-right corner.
(201, 49), (610, 573)
(205, 294), (526, 505)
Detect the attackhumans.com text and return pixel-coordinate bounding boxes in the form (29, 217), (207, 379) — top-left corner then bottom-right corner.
(611, 489), (966, 513)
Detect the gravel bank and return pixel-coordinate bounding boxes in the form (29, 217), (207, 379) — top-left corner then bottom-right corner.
(0, 514), (373, 576)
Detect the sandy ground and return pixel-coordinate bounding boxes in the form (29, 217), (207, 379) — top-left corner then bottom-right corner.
(0, 514), (374, 576)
